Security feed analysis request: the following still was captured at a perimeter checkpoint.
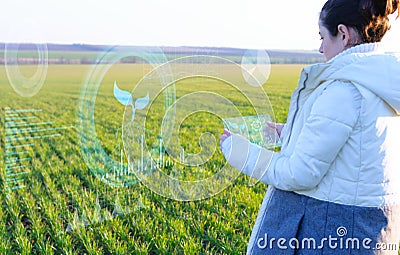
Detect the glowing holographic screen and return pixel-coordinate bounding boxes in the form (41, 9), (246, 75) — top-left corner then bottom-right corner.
(223, 114), (281, 149)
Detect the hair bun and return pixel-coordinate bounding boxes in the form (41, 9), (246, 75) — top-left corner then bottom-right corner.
(390, 0), (400, 15)
(320, 0), (399, 43)
(360, 0), (399, 17)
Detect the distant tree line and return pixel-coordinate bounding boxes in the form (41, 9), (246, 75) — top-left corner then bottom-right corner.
(0, 56), (325, 65)
(0, 43), (325, 65)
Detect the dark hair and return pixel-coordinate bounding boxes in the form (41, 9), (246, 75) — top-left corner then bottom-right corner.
(320, 0), (400, 43)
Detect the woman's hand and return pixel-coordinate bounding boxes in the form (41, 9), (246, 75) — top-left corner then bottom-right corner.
(219, 128), (275, 183)
(265, 121), (285, 138)
(220, 129), (233, 150)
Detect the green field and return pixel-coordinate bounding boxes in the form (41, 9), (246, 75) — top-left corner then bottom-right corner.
(3, 62), (390, 255)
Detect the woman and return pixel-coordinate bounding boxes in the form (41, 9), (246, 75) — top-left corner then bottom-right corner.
(220, 0), (400, 254)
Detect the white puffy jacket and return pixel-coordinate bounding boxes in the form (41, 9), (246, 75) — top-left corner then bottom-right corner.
(222, 43), (400, 207)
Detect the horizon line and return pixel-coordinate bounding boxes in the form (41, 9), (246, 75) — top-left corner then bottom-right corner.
(0, 42), (321, 53)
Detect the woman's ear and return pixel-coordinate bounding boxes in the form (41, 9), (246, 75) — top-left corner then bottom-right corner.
(337, 24), (350, 47)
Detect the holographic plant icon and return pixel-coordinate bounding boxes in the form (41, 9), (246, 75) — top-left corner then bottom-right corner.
(113, 81), (150, 122)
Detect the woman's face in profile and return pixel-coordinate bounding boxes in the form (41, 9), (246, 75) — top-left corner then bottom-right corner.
(318, 22), (345, 61)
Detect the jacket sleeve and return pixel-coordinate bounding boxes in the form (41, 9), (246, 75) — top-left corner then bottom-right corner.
(223, 81), (362, 191)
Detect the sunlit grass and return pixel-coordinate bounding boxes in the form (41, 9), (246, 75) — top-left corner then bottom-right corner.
(0, 63), (307, 254)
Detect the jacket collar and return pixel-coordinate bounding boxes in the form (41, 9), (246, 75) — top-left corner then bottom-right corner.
(327, 43), (384, 63)
(301, 43), (400, 115)
(301, 43), (385, 90)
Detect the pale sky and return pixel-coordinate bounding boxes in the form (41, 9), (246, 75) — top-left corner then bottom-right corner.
(1, 0), (399, 50)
